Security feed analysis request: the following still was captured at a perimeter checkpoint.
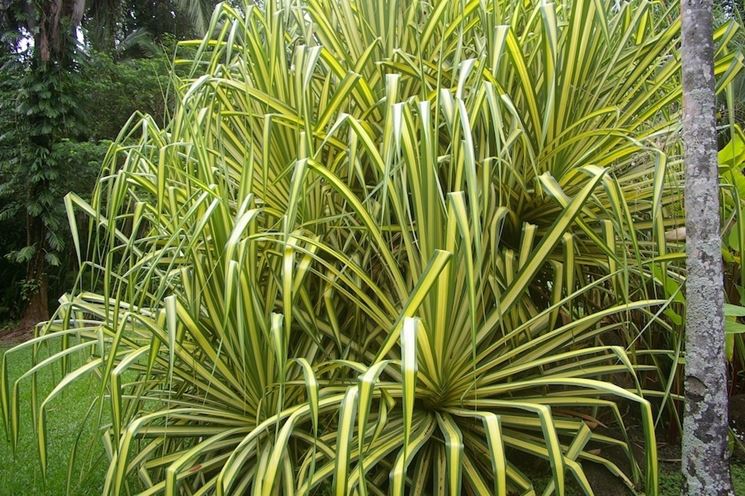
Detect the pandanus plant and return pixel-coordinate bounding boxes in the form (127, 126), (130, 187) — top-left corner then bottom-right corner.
(2, 0), (742, 494)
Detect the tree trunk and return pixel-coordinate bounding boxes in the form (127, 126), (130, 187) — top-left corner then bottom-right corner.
(18, 214), (49, 330)
(681, 0), (734, 494)
(19, 264), (48, 330)
(14, 0), (87, 331)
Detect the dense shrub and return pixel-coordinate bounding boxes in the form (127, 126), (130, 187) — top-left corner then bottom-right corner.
(3, 1), (742, 495)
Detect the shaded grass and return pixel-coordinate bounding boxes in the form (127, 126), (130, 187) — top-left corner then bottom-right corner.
(0, 344), (106, 496)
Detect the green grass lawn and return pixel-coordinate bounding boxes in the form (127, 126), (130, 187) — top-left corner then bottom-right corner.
(2, 343), (745, 495)
(0, 344), (106, 496)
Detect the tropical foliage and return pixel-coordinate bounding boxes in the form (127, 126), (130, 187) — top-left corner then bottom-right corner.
(2, 0), (742, 495)
(0, 49), (171, 323)
(717, 125), (745, 376)
(0, 0), (229, 324)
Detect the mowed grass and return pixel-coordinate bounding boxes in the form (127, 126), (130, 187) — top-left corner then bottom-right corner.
(0, 343), (106, 496)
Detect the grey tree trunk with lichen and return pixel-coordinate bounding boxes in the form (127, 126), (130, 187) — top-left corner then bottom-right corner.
(681, 0), (734, 494)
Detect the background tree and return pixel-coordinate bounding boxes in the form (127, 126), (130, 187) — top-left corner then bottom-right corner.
(85, 0), (222, 54)
(0, 1), (86, 329)
(681, 0), (735, 493)
(0, 0), (224, 330)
